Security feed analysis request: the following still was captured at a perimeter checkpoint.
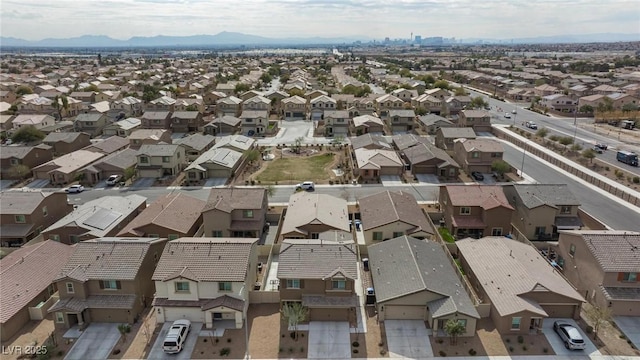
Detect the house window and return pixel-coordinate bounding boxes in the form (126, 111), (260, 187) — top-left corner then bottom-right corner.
(459, 207), (470, 215)
(560, 206), (571, 214)
(534, 226), (546, 235)
(243, 210), (254, 218)
(10, 158), (19, 165)
(491, 228), (503, 236)
(471, 152), (480, 158)
(218, 282), (232, 291)
(50, 234), (60, 242)
(569, 244), (576, 256)
(14, 214), (26, 223)
(42, 206), (48, 217)
(332, 279), (346, 290)
(511, 317), (521, 330)
(457, 319), (467, 329)
(55, 312), (65, 323)
(140, 156), (149, 164)
(621, 272), (638, 282)
(212, 230), (223, 237)
(168, 234), (179, 240)
(245, 118), (253, 122)
(188, 172), (196, 179)
(162, 156), (170, 163)
(491, 152), (501, 158)
(373, 232), (383, 241)
(286, 279), (301, 289)
(66, 283), (74, 294)
(69, 235), (80, 244)
(102, 280), (119, 290)
(311, 233), (319, 239)
(393, 232), (404, 238)
(175, 281), (190, 293)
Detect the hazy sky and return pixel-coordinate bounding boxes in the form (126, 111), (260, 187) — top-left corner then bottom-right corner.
(1, 0), (639, 40)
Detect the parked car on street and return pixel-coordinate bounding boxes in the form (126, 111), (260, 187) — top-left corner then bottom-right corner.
(504, 113), (511, 119)
(65, 185), (85, 193)
(595, 143), (608, 150)
(553, 321), (586, 350)
(163, 319), (191, 354)
(295, 181), (315, 191)
(592, 146), (603, 154)
(471, 171), (484, 181)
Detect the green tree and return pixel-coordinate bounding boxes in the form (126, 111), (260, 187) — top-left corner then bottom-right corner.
(124, 167), (136, 181)
(281, 302), (309, 341)
(260, 72), (273, 84)
(85, 84), (100, 92)
(582, 148), (596, 164)
(7, 164), (31, 179)
(433, 79), (450, 90)
(414, 106), (427, 116)
(234, 83), (251, 94)
(469, 96), (488, 109)
(185, 104), (198, 111)
(444, 319), (466, 345)
(11, 126), (45, 143)
(288, 88), (305, 97)
(535, 128), (549, 138)
(52, 95), (69, 120)
(579, 105), (594, 113)
(596, 97), (614, 112)
(246, 149), (260, 164)
(264, 184), (275, 198)
(454, 86), (468, 96)
(16, 85), (33, 96)
(491, 160), (511, 177)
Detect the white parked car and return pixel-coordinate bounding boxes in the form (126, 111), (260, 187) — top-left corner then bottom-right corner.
(105, 174), (122, 186)
(65, 185), (85, 193)
(162, 319), (191, 354)
(296, 181), (315, 191)
(504, 113), (511, 119)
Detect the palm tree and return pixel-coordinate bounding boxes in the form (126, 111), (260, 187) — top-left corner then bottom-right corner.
(52, 95), (69, 120)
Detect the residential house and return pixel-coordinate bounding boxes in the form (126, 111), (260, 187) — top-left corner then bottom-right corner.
(607, 93), (638, 110)
(332, 94), (355, 110)
(592, 84), (621, 95)
(152, 237), (259, 329)
(68, 91), (97, 104)
(204, 115), (241, 136)
(48, 237), (167, 330)
(417, 114), (455, 135)
(391, 88), (418, 102)
(174, 98), (204, 113)
(240, 110), (269, 136)
(351, 114), (384, 135)
(111, 96), (144, 117)
(185, 147), (242, 182)
(32, 150), (105, 185)
(202, 187), (268, 238)
(391, 133), (430, 151)
(534, 84), (561, 97)
(0, 241), (74, 341)
(43, 132), (91, 156)
(310, 95), (337, 121)
(216, 82), (238, 96)
(446, 95), (472, 114)
(386, 109), (415, 133)
(141, 111), (171, 130)
(80, 148), (138, 185)
(148, 96), (176, 112)
(42, 195), (147, 244)
(412, 94), (444, 114)
(348, 96), (376, 117)
(136, 144), (186, 178)
(556, 230), (640, 316)
(541, 94), (577, 113)
(16, 96), (55, 115)
(439, 185), (514, 239)
(204, 91), (228, 106)
(171, 111), (204, 133)
(216, 96), (243, 117)
(568, 84), (592, 98)
(73, 113), (107, 137)
(280, 193), (350, 241)
(353, 148), (403, 181)
(0, 114), (15, 133)
(457, 236), (584, 334)
(128, 129), (172, 149)
(0, 145), (53, 179)
(103, 117), (141, 137)
(459, 110), (491, 132)
(277, 240), (358, 321)
(282, 96), (308, 121)
(0, 90), (17, 104)
(375, 94), (404, 119)
(305, 90), (328, 101)
(212, 134), (255, 153)
(242, 95), (271, 112)
(424, 88), (451, 101)
(83, 136), (129, 155)
(11, 114), (55, 131)
(264, 90), (288, 114)
(504, 184), (582, 241)
(359, 191), (434, 244)
(39, 121), (75, 135)
(369, 236), (479, 336)
(174, 133), (216, 161)
(323, 110), (350, 137)
(349, 133), (392, 151)
(435, 127), (477, 150)
(117, 193), (206, 239)
(402, 143), (460, 179)
(0, 191), (73, 247)
(453, 138), (504, 174)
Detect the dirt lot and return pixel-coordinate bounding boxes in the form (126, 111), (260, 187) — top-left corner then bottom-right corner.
(192, 329), (247, 359)
(246, 303), (309, 359)
(109, 307), (157, 359)
(578, 302), (640, 356)
(350, 307), (388, 358)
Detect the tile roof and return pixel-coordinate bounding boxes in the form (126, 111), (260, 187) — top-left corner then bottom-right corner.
(562, 230), (640, 272)
(153, 295), (245, 312)
(83, 136), (129, 154)
(456, 138), (504, 153)
(0, 240), (74, 323)
(403, 143), (459, 168)
(438, 127), (477, 138)
(444, 185), (513, 210)
(392, 134), (431, 151)
(368, 236), (479, 318)
(210, 115), (242, 126)
(117, 193), (206, 236)
(152, 238), (257, 282)
(111, 118), (141, 130)
(352, 115), (384, 128)
(185, 147), (242, 171)
(0, 191), (57, 214)
(359, 191), (433, 235)
(141, 111), (170, 120)
(128, 129), (170, 140)
(457, 237), (584, 317)
(43, 132), (86, 144)
(350, 133), (391, 150)
(203, 187), (266, 213)
(277, 239), (357, 280)
(354, 148), (403, 169)
(33, 149), (104, 175)
(510, 184), (581, 209)
(138, 144), (181, 157)
(212, 134), (255, 152)
(49, 294), (136, 312)
(54, 238), (160, 282)
(173, 134), (216, 151)
(281, 193), (349, 236)
(461, 109), (490, 118)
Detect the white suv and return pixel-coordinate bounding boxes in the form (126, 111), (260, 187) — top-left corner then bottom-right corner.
(162, 319), (191, 354)
(106, 174), (122, 186)
(296, 181), (315, 191)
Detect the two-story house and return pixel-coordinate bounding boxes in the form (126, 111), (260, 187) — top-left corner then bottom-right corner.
(391, 88), (418, 102)
(277, 239), (358, 321)
(0, 191), (73, 247)
(202, 188), (268, 238)
(323, 110), (350, 137)
(282, 96), (307, 120)
(412, 94), (443, 114)
(453, 138), (504, 174)
(435, 127), (477, 151)
(280, 193), (350, 241)
(111, 96), (144, 117)
(348, 96), (376, 117)
(11, 114), (56, 131)
(504, 184), (582, 241)
(73, 113), (108, 137)
(136, 144), (186, 178)
(242, 95), (271, 112)
(359, 191), (434, 244)
(353, 148), (404, 181)
(171, 111), (204, 133)
(204, 115), (242, 136)
(141, 111), (172, 130)
(152, 237), (259, 329)
(440, 185), (514, 239)
(185, 147), (243, 183)
(351, 114), (385, 136)
(148, 96), (176, 112)
(541, 94), (577, 113)
(216, 96), (243, 117)
(556, 230), (640, 316)
(128, 129), (172, 150)
(240, 110), (269, 136)
(401, 142), (460, 179)
(174, 133), (216, 162)
(416, 114), (455, 135)
(43, 132), (91, 156)
(458, 110), (491, 132)
(103, 117), (142, 137)
(375, 94), (404, 119)
(48, 237), (167, 330)
(0, 144), (53, 179)
(309, 95), (337, 121)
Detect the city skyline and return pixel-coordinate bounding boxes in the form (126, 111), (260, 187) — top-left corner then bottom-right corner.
(1, 0), (639, 42)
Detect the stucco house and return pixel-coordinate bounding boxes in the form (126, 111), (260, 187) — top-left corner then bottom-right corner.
(280, 193), (350, 241)
(202, 187), (268, 239)
(452, 138), (504, 174)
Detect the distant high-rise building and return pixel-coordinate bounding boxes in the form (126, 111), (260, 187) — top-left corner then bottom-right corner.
(415, 35), (422, 44)
(384, 37), (390, 43)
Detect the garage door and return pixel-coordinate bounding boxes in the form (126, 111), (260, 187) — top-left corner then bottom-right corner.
(207, 169), (231, 178)
(384, 305), (425, 320)
(310, 308), (349, 321)
(163, 307), (204, 323)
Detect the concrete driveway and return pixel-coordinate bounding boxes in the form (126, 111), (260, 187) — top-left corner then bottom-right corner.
(64, 323), (120, 360)
(542, 318), (600, 356)
(203, 177), (228, 187)
(380, 175), (403, 186)
(385, 320), (434, 358)
(0, 179), (14, 190)
(308, 321), (351, 359)
(415, 174), (440, 184)
(131, 177), (156, 188)
(25, 178), (50, 188)
(147, 322), (202, 360)
(615, 316), (640, 350)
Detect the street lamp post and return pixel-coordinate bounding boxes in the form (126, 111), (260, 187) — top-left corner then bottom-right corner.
(572, 108), (578, 144)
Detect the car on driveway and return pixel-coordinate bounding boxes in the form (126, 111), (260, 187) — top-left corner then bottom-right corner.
(106, 174), (122, 186)
(471, 171), (484, 181)
(163, 319), (191, 354)
(296, 181), (315, 191)
(553, 321), (586, 350)
(65, 184), (85, 193)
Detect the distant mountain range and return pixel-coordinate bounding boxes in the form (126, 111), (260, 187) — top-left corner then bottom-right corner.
(0, 32), (638, 48)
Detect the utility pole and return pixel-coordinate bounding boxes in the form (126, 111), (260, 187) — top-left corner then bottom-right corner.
(572, 107), (578, 144)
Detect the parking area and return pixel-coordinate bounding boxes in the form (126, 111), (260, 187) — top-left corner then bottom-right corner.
(380, 175), (403, 186)
(415, 174), (440, 184)
(25, 178), (50, 188)
(203, 177), (228, 187)
(64, 323), (120, 360)
(541, 318), (600, 356)
(614, 316), (640, 350)
(385, 319), (433, 358)
(308, 321), (351, 359)
(147, 322), (202, 360)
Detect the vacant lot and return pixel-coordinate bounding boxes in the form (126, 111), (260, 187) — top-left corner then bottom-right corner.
(254, 153), (337, 184)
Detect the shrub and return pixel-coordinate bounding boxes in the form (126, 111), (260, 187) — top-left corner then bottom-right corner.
(586, 325), (593, 334)
(549, 135), (559, 142)
(517, 335), (524, 344)
(352, 341), (360, 347)
(468, 348), (477, 355)
(633, 176), (640, 184)
(220, 347), (231, 356)
(439, 350), (447, 356)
